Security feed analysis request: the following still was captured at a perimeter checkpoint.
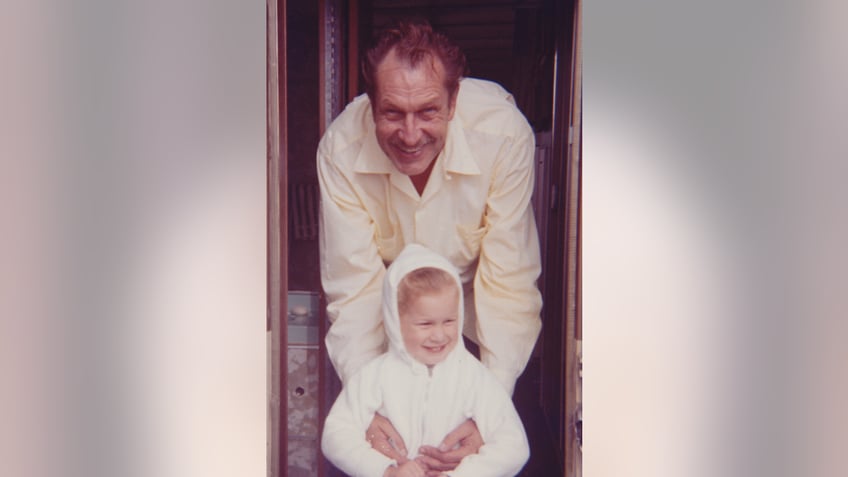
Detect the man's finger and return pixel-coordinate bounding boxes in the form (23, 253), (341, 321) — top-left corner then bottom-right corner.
(438, 418), (478, 452)
(439, 433), (484, 461)
(370, 436), (407, 462)
(436, 446), (474, 463)
(415, 454), (453, 472)
(375, 416), (408, 455)
(415, 453), (440, 468)
(417, 446), (460, 468)
(367, 414), (409, 456)
(438, 425), (471, 452)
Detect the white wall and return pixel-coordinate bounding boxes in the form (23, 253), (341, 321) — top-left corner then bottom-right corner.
(585, 1), (848, 476)
(2, 2), (266, 477)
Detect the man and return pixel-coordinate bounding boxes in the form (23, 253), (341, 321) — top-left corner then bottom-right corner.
(318, 19), (542, 474)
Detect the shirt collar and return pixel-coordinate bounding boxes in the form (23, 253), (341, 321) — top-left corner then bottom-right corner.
(353, 114), (394, 174)
(441, 116), (481, 176)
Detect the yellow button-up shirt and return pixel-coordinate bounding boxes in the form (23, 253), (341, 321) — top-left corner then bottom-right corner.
(318, 78), (542, 394)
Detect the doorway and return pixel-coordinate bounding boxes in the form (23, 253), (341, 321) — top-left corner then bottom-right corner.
(269, 0), (582, 475)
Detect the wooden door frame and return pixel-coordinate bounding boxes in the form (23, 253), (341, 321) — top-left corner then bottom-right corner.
(267, 0), (287, 475)
(268, 2), (347, 474)
(539, 0), (581, 475)
(561, 1), (582, 475)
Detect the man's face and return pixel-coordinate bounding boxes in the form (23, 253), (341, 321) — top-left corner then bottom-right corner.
(399, 285), (459, 367)
(372, 51), (457, 178)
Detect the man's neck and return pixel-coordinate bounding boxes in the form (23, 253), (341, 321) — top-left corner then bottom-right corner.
(409, 159), (436, 196)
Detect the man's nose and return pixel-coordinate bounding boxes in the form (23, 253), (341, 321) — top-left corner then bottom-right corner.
(397, 115), (422, 144)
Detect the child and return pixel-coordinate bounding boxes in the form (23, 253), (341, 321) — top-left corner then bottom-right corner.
(321, 243), (529, 477)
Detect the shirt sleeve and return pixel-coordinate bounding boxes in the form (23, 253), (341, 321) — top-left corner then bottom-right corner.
(447, 370), (530, 477)
(473, 131), (543, 395)
(321, 366), (397, 477)
(317, 139), (388, 385)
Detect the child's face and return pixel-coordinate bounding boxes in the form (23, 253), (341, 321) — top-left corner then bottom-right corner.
(399, 285), (459, 366)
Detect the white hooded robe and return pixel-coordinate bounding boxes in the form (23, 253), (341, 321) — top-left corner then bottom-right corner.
(321, 243), (529, 477)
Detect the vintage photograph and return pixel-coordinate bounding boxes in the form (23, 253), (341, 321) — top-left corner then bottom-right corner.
(267, 2), (583, 476)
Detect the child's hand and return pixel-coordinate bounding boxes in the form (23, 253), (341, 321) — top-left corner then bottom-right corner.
(425, 471), (450, 477)
(384, 459), (426, 477)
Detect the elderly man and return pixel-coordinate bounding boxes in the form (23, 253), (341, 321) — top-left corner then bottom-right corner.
(318, 19), (542, 474)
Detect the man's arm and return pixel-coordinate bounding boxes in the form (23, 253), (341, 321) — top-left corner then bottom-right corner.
(317, 144), (388, 384)
(321, 368), (399, 477)
(445, 373), (530, 477)
(474, 132), (543, 394)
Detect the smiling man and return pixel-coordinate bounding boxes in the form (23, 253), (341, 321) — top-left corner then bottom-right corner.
(317, 19), (543, 475)
(370, 47), (456, 194)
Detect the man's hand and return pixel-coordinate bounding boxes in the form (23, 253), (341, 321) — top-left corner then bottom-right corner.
(368, 414), (409, 463)
(416, 418), (483, 476)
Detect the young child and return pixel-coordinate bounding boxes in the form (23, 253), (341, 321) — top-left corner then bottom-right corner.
(321, 243), (529, 477)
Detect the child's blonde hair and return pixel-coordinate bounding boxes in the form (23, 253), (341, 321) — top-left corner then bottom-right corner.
(397, 267), (456, 315)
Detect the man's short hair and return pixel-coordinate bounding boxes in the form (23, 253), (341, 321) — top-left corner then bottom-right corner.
(362, 18), (468, 104)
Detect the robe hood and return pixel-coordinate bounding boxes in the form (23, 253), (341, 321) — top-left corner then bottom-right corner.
(382, 243), (466, 373)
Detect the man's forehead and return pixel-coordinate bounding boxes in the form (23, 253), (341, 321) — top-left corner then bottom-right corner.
(377, 88), (443, 108)
(377, 48), (445, 78)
